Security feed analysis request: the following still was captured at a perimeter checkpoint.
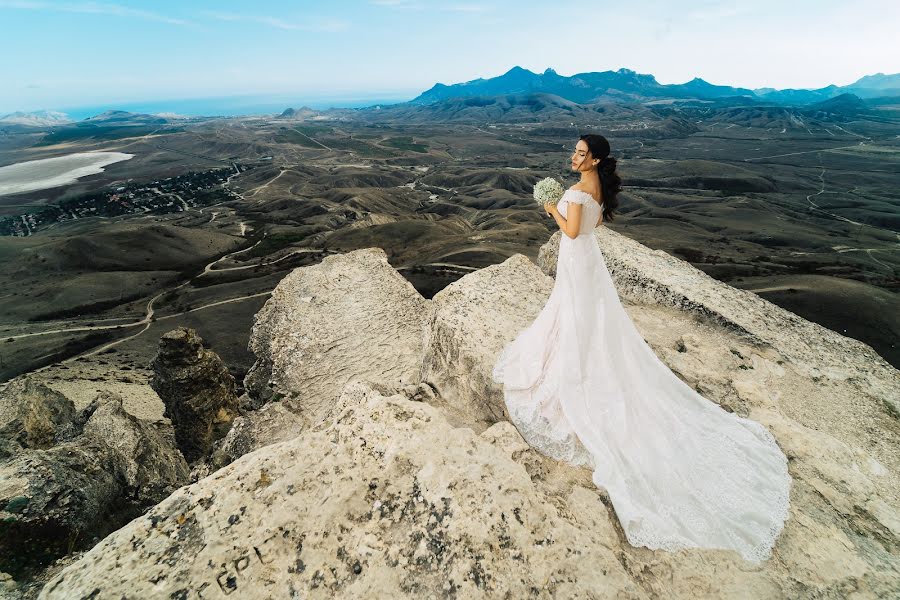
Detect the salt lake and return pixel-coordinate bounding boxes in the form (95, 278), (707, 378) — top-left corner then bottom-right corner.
(0, 152), (134, 196)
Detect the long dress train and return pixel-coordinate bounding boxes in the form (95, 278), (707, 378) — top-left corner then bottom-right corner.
(491, 188), (792, 564)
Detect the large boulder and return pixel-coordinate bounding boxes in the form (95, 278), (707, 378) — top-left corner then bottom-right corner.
(208, 248), (435, 469)
(243, 247), (431, 425)
(207, 400), (305, 470)
(0, 378), (76, 456)
(150, 327), (240, 463)
(79, 393), (190, 501)
(0, 392), (189, 578)
(422, 254), (553, 429)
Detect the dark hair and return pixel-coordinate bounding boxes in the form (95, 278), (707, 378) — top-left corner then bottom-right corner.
(579, 133), (621, 222)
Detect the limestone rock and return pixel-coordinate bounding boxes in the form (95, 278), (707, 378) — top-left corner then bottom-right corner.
(480, 421), (553, 484)
(0, 378), (76, 455)
(0, 440), (119, 579)
(41, 379), (900, 598)
(208, 399), (305, 470)
(40, 382), (643, 599)
(150, 327), (239, 462)
(80, 392), (190, 502)
(208, 381), (436, 471)
(243, 247), (430, 424)
(422, 254), (553, 429)
(0, 392), (188, 578)
(0, 572), (17, 600)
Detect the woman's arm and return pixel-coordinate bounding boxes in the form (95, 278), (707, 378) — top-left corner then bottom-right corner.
(546, 202), (582, 239)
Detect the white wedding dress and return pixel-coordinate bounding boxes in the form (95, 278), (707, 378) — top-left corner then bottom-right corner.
(491, 188), (792, 563)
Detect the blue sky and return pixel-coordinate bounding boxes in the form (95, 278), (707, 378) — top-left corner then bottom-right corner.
(1, 0), (898, 114)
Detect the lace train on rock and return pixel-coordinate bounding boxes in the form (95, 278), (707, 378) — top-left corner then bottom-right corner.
(491, 189), (792, 563)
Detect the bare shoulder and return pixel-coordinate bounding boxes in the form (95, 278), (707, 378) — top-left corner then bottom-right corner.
(569, 184), (602, 203)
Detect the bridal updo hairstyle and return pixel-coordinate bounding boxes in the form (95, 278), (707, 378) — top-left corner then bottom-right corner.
(579, 133), (622, 222)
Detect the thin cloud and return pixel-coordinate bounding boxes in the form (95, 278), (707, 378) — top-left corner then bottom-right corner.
(369, 0), (422, 9)
(440, 4), (491, 12)
(0, 1), (191, 26)
(369, 1), (492, 13)
(686, 3), (755, 21)
(203, 11), (349, 32)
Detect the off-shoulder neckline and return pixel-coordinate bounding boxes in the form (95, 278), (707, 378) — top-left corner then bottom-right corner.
(566, 188), (603, 205)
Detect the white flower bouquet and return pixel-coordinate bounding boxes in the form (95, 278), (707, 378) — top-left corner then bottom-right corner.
(533, 177), (565, 206)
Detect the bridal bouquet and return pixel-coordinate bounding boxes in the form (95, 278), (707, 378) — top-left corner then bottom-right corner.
(533, 177), (565, 206)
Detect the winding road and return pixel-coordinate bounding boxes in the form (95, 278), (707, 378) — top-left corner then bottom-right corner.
(801, 165), (898, 270)
(7, 232), (279, 363)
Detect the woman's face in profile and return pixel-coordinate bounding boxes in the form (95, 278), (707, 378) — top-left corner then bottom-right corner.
(570, 140), (592, 172)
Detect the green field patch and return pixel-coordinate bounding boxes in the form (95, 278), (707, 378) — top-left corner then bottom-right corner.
(383, 136), (429, 153)
(28, 290), (150, 321)
(294, 124), (333, 136)
(831, 145), (900, 158)
(244, 231), (310, 258)
(36, 126), (183, 146)
(1, 329), (122, 382)
(274, 128), (324, 148)
(327, 137), (397, 157)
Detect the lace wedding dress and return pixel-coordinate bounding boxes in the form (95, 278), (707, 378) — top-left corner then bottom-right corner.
(491, 188), (792, 563)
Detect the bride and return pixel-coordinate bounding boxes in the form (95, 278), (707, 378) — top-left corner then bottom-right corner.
(491, 134), (792, 563)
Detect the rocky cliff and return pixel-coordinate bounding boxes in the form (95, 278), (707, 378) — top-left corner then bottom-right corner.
(25, 227), (900, 597)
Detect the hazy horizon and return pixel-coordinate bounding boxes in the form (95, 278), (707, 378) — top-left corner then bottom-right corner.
(10, 91), (425, 120)
(2, 0), (899, 115)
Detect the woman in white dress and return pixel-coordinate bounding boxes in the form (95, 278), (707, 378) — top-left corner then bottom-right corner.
(491, 134), (792, 563)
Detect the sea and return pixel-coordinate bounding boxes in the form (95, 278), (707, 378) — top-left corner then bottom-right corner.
(53, 92), (418, 121)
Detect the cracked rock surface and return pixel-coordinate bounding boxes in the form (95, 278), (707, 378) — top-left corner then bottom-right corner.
(41, 382), (646, 599)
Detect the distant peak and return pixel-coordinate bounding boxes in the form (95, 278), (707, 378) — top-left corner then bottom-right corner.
(543, 67), (558, 76)
(685, 77), (715, 87)
(503, 66), (535, 76)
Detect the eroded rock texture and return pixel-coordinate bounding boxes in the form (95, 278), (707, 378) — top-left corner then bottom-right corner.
(244, 248), (430, 419)
(150, 327), (240, 462)
(0, 378), (76, 457)
(422, 253), (552, 430)
(208, 400), (305, 470)
(40, 382), (645, 599)
(0, 390), (188, 579)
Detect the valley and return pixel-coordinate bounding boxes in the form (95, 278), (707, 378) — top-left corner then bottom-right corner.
(0, 94), (897, 392)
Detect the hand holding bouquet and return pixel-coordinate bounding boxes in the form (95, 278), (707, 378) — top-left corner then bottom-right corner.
(533, 177), (565, 211)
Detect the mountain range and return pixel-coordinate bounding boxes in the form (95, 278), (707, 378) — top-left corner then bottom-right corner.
(411, 66), (900, 106)
(4, 68), (899, 126)
(0, 109), (72, 127)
